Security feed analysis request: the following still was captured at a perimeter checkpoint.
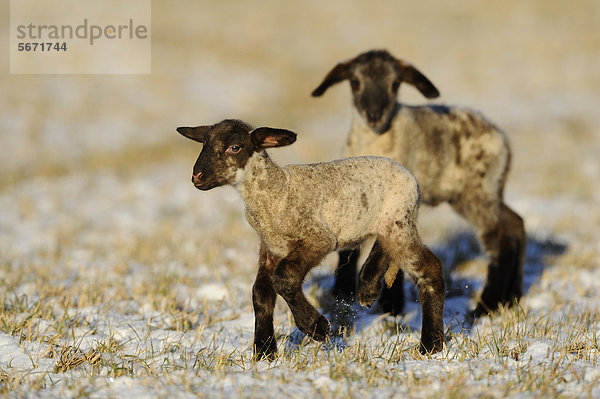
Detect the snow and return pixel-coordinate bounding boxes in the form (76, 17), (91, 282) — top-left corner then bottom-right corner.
(2, 0), (600, 397)
(196, 284), (229, 302)
(0, 333), (35, 370)
(1, 147), (596, 399)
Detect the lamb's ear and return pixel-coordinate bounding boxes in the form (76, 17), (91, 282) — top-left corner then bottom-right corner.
(394, 59), (440, 99)
(311, 59), (354, 97)
(176, 126), (211, 143)
(250, 127), (297, 149)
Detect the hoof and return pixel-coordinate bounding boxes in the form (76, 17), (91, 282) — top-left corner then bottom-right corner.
(308, 315), (331, 342)
(471, 302), (496, 319)
(253, 337), (278, 362)
(357, 283), (380, 308)
(419, 338), (444, 355)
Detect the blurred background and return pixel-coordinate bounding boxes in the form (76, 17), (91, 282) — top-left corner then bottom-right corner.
(0, 4), (599, 394)
(1, 0), (599, 255)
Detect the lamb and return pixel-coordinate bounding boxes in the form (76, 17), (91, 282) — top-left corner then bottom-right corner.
(177, 119), (445, 360)
(311, 49), (525, 319)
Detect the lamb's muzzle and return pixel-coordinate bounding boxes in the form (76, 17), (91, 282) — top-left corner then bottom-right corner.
(192, 171), (203, 186)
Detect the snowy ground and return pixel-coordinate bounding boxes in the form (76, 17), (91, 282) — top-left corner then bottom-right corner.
(2, 1), (600, 397)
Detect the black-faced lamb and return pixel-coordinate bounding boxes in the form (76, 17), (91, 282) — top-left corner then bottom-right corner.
(177, 119), (445, 360)
(311, 49), (525, 318)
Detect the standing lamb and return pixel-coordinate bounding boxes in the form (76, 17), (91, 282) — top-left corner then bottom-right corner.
(177, 119), (445, 360)
(311, 49), (525, 318)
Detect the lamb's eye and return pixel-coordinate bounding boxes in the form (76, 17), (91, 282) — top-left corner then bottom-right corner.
(226, 145), (241, 154)
(392, 79), (401, 91)
(350, 78), (360, 91)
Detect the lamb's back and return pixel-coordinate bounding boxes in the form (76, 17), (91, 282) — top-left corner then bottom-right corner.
(347, 104), (509, 205)
(284, 157), (419, 248)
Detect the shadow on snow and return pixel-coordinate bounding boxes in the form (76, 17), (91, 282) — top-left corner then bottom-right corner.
(284, 232), (567, 352)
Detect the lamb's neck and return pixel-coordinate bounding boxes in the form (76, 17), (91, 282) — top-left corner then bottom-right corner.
(351, 108), (369, 132)
(234, 151), (287, 204)
(347, 108), (379, 155)
(346, 104), (406, 159)
(350, 103), (403, 132)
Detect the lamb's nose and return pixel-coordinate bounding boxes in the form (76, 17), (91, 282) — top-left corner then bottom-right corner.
(192, 171), (203, 184)
(367, 109), (382, 123)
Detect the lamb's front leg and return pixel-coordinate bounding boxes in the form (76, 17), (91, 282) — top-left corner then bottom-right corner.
(252, 243), (280, 361)
(272, 244), (331, 341)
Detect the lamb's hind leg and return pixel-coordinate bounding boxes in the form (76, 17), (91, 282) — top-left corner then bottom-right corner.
(473, 203), (525, 317)
(272, 243), (331, 341)
(381, 229), (445, 354)
(357, 233), (445, 353)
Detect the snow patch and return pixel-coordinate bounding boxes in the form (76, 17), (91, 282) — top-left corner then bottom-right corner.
(196, 283), (229, 301)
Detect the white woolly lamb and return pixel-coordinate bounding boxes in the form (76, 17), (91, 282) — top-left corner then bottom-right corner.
(177, 119), (445, 360)
(312, 49), (525, 318)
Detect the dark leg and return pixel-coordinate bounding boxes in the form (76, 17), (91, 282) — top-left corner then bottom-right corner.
(379, 270), (405, 317)
(378, 221), (445, 354)
(335, 247), (406, 316)
(333, 249), (360, 304)
(473, 204), (525, 318)
(272, 245), (331, 341)
(357, 240), (389, 307)
(500, 204), (525, 305)
(252, 243), (279, 361)
(412, 247), (445, 354)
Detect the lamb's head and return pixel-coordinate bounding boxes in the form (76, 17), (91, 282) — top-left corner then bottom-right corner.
(177, 119), (296, 191)
(312, 49), (440, 133)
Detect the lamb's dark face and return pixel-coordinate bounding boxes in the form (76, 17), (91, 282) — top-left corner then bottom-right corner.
(350, 55), (401, 133)
(311, 50), (440, 134)
(177, 120), (255, 191)
(177, 119), (297, 191)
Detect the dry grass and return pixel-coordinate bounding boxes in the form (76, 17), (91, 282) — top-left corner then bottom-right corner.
(0, 166), (598, 397)
(1, 0), (600, 397)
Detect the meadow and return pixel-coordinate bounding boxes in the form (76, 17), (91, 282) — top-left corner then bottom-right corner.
(1, 1), (600, 397)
